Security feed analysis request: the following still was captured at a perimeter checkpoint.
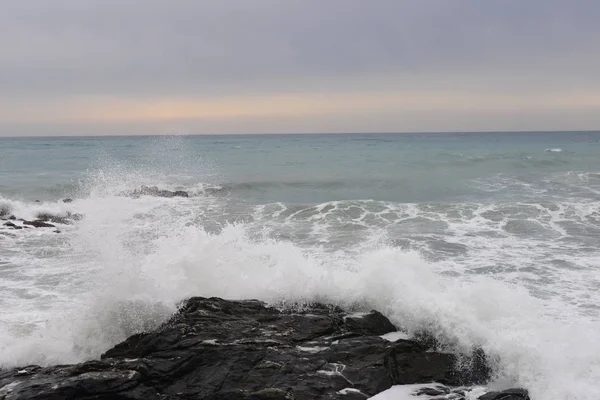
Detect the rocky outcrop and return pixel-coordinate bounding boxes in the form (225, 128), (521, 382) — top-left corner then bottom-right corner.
(122, 185), (189, 198)
(3, 221), (22, 229)
(35, 212), (83, 224)
(22, 220), (56, 228)
(0, 297), (528, 400)
(0, 211), (83, 232)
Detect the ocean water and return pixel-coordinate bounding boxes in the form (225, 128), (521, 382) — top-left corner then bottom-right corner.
(1, 131), (600, 399)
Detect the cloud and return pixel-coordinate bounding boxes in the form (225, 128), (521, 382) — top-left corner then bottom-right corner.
(1, 0), (599, 134)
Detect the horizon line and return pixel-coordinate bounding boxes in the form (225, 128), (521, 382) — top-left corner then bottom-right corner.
(2, 129), (600, 139)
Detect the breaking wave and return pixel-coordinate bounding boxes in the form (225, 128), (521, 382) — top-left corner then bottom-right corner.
(1, 167), (600, 400)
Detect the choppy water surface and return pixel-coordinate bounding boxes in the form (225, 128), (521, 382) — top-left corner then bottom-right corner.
(1, 131), (600, 399)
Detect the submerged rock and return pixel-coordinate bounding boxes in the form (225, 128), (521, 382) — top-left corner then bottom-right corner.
(0, 297), (525, 400)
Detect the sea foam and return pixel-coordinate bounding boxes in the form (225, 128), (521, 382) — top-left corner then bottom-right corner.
(1, 169), (600, 399)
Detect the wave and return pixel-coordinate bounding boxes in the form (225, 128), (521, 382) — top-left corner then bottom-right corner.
(545, 148), (563, 152)
(2, 169), (600, 399)
(1, 210), (599, 399)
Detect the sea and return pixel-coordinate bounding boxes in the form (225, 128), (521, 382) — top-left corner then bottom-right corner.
(1, 131), (600, 399)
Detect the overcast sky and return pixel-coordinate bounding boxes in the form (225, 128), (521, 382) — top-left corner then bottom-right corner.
(1, 0), (599, 136)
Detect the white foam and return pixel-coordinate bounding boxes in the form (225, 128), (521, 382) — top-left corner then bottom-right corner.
(380, 331), (410, 342)
(296, 346), (329, 353)
(369, 385), (487, 400)
(2, 175), (600, 399)
(368, 385), (431, 400)
(545, 148), (563, 152)
(0, 196), (76, 221)
(339, 388), (364, 395)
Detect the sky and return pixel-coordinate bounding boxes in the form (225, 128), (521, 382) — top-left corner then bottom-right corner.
(1, 0), (600, 136)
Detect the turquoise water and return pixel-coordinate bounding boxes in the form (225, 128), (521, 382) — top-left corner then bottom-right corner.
(1, 131), (600, 399)
(2, 131), (599, 203)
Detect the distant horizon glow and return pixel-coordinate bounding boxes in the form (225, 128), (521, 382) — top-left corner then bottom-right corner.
(1, 0), (599, 136)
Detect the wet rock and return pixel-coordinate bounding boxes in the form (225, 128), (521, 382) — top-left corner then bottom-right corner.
(384, 340), (460, 385)
(34, 212), (83, 224)
(384, 340), (491, 387)
(0, 205), (10, 217)
(63, 198), (74, 203)
(409, 385), (528, 400)
(3, 221), (23, 230)
(1, 369), (159, 400)
(8, 215), (16, 220)
(344, 310), (397, 336)
(479, 388), (530, 400)
(463, 347), (493, 385)
(416, 386), (450, 396)
(413, 329), (441, 349)
(36, 212), (70, 224)
(71, 213), (84, 221)
(123, 185), (189, 198)
(22, 220), (55, 228)
(0, 297), (524, 400)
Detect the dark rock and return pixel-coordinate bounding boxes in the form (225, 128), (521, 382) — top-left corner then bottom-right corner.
(344, 310), (397, 336)
(479, 388), (530, 400)
(416, 386), (450, 396)
(8, 215), (16, 220)
(413, 329), (441, 349)
(2, 221), (23, 230)
(384, 340), (458, 385)
(30, 212), (83, 225)
(69, 212), (84, 221)
(463, 347), (493, 385)
(63, 198), (74, 203)
(36, 212), (70, 224)
(0, 297), (522, 400)
(1, 369), (160, 400)
(172, 190), (189, 198)
(22, 220), (55, 228)
(384, 340), (491, 386)
(0, 205), (10, 217)
(3, 221), (23, 230)
(123, 185), (189, 199)
(410, 385), (527, 400)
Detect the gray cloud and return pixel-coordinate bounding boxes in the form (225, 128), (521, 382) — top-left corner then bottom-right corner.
(1, 0), (599, 134)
